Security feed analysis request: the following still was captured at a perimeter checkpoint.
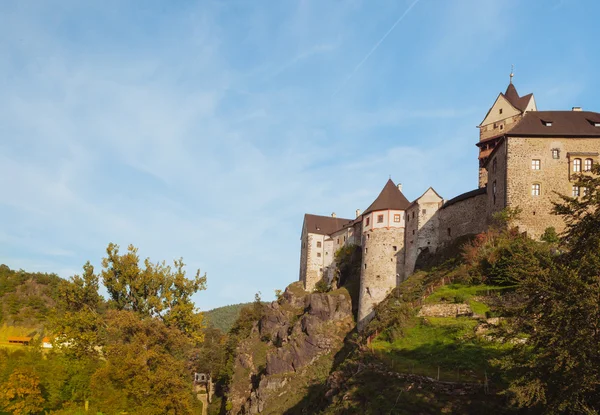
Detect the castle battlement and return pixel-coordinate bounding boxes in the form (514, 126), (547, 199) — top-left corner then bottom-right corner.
(299, 80), (600, 330)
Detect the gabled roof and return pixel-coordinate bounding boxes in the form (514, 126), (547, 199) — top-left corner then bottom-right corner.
(303, 214), (353, 236)
(363, 179), (410, 215)
(507, 111), (600, 137)
(408, 187), (444, 208)
(503, 83), (533, 112)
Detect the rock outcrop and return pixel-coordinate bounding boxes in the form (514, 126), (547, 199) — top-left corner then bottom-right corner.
(228, 282), (354, 414)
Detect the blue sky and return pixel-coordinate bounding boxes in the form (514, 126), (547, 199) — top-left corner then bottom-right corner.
(1, 0), (599, 310)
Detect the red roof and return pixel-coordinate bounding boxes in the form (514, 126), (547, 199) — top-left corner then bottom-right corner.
(303, 214), (353, 236)
(507, 111), (600, 137)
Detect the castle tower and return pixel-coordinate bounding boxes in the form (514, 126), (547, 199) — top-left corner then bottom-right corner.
(358, 179), (410, 330)
(299, 213), (353, 291)
(477, 77), (536, 187)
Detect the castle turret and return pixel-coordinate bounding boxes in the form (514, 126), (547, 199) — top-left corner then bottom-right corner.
(477, 79), (536, 187)
(358, 179), (410, 330)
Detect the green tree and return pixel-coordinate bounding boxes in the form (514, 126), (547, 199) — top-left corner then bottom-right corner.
(500, 164), (600, 413)
(90, 310), (196, 415)
(101, 243), (207, 342)
(50, 262), (105, 358)
(0, 368), (45, 415)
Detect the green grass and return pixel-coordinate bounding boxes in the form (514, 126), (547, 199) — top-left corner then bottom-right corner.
(372, 317), (508, 382)
(423, 284), (506, 304)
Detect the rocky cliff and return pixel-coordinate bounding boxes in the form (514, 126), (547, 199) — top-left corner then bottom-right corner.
(228, 282), (354, 414)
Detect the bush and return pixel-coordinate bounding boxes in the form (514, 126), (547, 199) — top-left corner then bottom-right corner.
(314, 279), (330, 293)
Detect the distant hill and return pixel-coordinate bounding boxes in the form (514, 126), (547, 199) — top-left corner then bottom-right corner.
(205, 302), (253, 333)
(0, 264), (62, 327)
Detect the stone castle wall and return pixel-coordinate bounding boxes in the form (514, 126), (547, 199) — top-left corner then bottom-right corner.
(505, 136), (600, 239)
(404, 200), (442, 278)
(358, 227), (405, 330)
(438, 193), (488, 246)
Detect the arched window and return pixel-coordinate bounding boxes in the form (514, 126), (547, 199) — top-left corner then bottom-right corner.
(532, 183), (541, 196)
(573, 158), (582, 172)
(584, 158), (593, 171)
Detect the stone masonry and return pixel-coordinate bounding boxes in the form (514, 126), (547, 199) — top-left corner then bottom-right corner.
(299, 78), (600, 330)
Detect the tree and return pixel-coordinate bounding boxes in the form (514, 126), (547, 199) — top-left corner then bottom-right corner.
(90, 310), (196, 415)
(50, 262), (105, 358)
(101, 243), (207, 342)
(0, 368), (45, 415)
(499, 164), (600, 413)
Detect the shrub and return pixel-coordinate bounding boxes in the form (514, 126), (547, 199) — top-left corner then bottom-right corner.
(314, 279), (330, 293)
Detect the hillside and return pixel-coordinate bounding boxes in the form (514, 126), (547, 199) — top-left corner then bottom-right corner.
(0, 264), (61, 327)
(205, 302), (254, 333)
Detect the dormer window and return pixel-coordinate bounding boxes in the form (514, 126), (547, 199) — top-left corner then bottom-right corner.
(595, 122), (600, 127)
(542, 120), (553, 127)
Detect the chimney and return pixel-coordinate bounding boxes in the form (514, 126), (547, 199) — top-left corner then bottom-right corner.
(355, 209), (361, 218)
(331, 212), (336, 218)
(572, 107), (583, 111)
(397, 183), (403, 191)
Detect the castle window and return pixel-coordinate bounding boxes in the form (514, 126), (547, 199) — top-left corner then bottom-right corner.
(493, 181), (497, 205)
(532, 183), (541, 196)
(531, 159), (540, 170)
(422, 209), (427, 215)
(392, 246), (397, 251)
(584, 158), (593, 171)
(337, 238), (340, 244)
(583, 187), (589, 196)
(447, 228), (451, 237)
(317, 252), (321, 258)
(573, 186), (580, 197)
(493, 122), (497, 129)
(319, 268), (323, 272)
(492, 158), (497, 174)
(364, 263), (367, 269)
(500, 124), (504, 130)
(412, 230), (415, 235)
(499, 108), (503, 115)
(316, 241), (322, 248)
(394, 214), (401, 222)
(377, 214), (384, 223)
(412, 212), (415, 219)
(573, 158), (582, 172)
(366, 217), (370, 226)
(552, 149), (560, 159)
(343, 236), (346, 241)
(365, 247), (368, 253)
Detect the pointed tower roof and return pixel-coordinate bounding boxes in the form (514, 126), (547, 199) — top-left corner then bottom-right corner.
(502, 83), (533, 112)
(363, 179), (410, 215)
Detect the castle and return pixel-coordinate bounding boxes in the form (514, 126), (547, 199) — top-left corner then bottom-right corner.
(299, 77), (600, 329)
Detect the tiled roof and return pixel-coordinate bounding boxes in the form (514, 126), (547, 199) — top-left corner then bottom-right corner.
(363, 179), (411, 215)
(303, 214), (353, 236)
(507, 111), (600, 137)
(503, 83), (533, 112)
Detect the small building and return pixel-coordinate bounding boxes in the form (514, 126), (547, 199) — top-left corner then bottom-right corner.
(42, 337), (53, 349)
(8, 336), (32, 345)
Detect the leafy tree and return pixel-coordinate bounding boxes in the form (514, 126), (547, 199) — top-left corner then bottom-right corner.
(90, 310), (196, 415)
(0, 368), (45, 415)
(499, 164), (600, 413)
(50, 262), (106, 358)
(101, 243), (207, 342)
(540, 227), (559, 244)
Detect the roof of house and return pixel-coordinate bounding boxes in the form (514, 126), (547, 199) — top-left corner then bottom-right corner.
(506, 110), (600, 137)
(441, 187), (487, 209)
(503, 83), (533, 112)
(363, 179), (411, 215)
(303, 214), (354, 236)
(8, 336), (32, 342)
